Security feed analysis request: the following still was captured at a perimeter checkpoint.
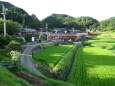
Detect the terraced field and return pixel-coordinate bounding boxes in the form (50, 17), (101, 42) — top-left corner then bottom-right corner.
(67, 47), (115, 86)
(33, 32), (115, 86)
(33, 45), (74, 67)
(84, 38), (115, 52)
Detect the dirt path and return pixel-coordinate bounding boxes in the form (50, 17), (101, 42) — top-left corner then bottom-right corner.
(20, 42), (52, 77)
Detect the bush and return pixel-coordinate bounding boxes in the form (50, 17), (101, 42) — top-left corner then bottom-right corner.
(39, 34), (44, 41)
(53, 45), (78, 80)
(83, 41), (91, 46)
(0, 35), (12, 48)
(0, 35), (24, 48)
(99, 45), (106, 49)
(5, 40), (22, 52)
(0, 51), (21, 72)
(10, 51), (21, 62)
(68, 39), (72, 42)
(25, 34), (32, 42)
(0, 54), (10, 62)
(11, 37), (24, 44)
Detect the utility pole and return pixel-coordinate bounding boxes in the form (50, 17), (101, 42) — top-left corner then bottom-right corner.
(72, 27), (74, 33)
(40, 28), (42, 34)
(46, 23), (48, 34)
(46, 23), (48, 41)
(1, 4), (7, 37)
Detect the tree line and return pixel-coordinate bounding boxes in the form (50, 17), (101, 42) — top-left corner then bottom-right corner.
(42, 14), (99, 31)
(0, 1), (115, 35)
(99, 17), (115, 31)
(0, 1), (41, 30)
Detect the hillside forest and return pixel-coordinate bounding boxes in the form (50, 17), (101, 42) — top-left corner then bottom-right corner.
(0, 1), (115, 33)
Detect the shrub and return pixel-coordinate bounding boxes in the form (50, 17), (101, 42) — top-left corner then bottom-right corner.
(53, 45), (78, 80)
(83, 41), (91, 46)
(99, 45), (106, 49)
(0, 49), (9, 57)
(11, 37), (24, 44)
(0, 54), (10, 62)
(39, 34), (44, 41)
(0, 35), (11, 48)
(25, 34), (32, 42)
(0, 35), (23, 48)
(10, 51), (21, 62)
(5, 40), (22, 52)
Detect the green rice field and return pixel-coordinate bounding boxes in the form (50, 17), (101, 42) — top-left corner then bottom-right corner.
(33, 45), (74, 67)
(68, 47), (115, 86)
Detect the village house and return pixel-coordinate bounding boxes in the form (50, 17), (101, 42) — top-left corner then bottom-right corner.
(21, 28), (37, 36)
(47, 32), (88, 42)
(47, 33), (77, 41)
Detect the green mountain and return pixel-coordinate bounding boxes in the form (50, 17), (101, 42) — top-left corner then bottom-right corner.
(0, 1), (14, 8)
(0, 1), (41, 29)
(42, 14), (99, 31)
(42, 14), (76, 29)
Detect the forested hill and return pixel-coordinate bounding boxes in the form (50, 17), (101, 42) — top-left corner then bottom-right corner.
(42, 14), (76, 29)
(0, 1), (41, 29)
(99, 17), (115, 31)
(42, 14), (99, 31)
(0, 1), (14, 8)
(0, 1), (114, 32)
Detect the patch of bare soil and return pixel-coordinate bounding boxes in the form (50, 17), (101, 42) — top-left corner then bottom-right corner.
(16, 72), (49, 86)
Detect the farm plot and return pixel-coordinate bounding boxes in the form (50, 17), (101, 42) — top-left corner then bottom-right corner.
(67, 47), (115, 86)
(33, 45), (73, 67)
(84, 38), (115, 50)
(84, 38), (115, 45)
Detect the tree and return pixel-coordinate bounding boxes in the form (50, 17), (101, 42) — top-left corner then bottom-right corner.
(39, 34), (44, 41)
(42, 14), (75, 29)
(25, 34), (32, 42)
(0, 18), (21, 35)
(29, 14), (41, 30)
(75, 16), (99, 31)
(42, 14), (99, 31)
(99, 17), (115, 31)
(0, 1), (42, 29)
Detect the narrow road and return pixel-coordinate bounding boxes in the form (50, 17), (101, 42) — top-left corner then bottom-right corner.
(20, 42), (52, 77)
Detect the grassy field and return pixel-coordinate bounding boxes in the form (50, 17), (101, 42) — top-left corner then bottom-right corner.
(67, 47), (115, 86)
(33, 45), (73, 67)
(0, 67), (32, 86)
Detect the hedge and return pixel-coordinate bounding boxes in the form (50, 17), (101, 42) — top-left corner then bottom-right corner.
(53, 45), (79, 80)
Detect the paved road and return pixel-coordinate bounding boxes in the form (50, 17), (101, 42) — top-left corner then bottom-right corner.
(20, 41), (52, 77)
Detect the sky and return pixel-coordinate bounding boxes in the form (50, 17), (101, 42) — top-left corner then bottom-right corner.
(1, 0), (115, 21)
